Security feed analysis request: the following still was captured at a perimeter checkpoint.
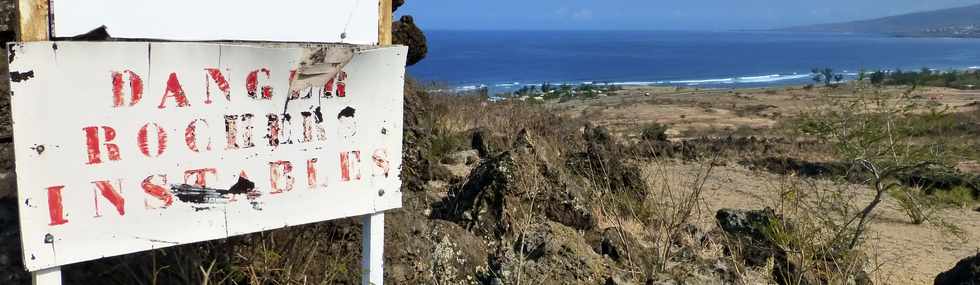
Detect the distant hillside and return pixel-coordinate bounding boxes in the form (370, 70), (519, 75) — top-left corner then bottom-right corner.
(785, 4), (980, 38)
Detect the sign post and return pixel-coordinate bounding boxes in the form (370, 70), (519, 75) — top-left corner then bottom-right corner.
(14, 0), (56, 284)
(362, 213), (385, 285)
(9, 1), (404, 284)
(362, 1), (393, 284)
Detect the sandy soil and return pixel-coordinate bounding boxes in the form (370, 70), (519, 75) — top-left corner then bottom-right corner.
(557, 85), (980, 284)
(553, 85), (980, 141)
(647, 162), (979, 285)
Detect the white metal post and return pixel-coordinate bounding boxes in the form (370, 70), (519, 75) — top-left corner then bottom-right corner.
(361, 213), (384, 285)
(32, 267), (61, 285)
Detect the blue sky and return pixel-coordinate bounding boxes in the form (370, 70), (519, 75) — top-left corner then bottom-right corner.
(398, 0), (980, 31)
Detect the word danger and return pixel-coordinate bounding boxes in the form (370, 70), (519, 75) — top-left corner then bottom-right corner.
(43, 67), (390, 227)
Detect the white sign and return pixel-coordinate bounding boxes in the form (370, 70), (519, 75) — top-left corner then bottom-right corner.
(7, 42), (406, 271)
(51, 0), (381, 44)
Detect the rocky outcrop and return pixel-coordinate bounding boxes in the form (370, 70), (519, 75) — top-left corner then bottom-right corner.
(471, 127), (494, 158)
(0, 197), (27, 284)
(436, 129), (596, 237)
(935, 253), (980, 285)
(401, 79), (432, 192)
(0, 13), (24, 282)
(587, 227), (658, 274)
(716, 208), (822, 285)
(385, 196), (489, 284)
(392, 15), (428, 66)
(567, 125), (649, 200)
(716, 208), (783, 267)
(492, 221), (610, 284)
(392, 0), (405, 12)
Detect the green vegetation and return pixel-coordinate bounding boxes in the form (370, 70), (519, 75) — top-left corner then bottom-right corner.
(864, 68), (980, 89)
(889, 185), (938, 225)
(506, 82), (623, 102)
(934, 186), (977, 208)
(811, 68), (845, 87)
(640, 123), (669, 141)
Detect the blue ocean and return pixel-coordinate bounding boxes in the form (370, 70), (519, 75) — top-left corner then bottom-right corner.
(408, 30), (980, 92)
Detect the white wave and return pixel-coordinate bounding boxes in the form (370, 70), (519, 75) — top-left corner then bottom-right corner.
(493, 82), (524, 87)
(454, 84), (488, 91)
(608, 81), (665, 86)
(735, 74), (811, 83)
(669, 78), (736, 85)
(662, 74), (811, 86)
(969, 66), (980, 70)
(453, 72), (825, 91)
(551, 74), (814, 88)
(738, 74), (782, 81)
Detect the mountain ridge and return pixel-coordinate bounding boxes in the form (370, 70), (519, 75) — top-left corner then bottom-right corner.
(784, 4), (980, 38)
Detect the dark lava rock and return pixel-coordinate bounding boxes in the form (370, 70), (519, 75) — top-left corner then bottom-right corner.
(716, 208), (779, 244)
(500, 221), (610, 284)
(437, 129), (596, 237)
(437, 147), (519, 236)
(401, 79), (432, 192)
(716, 208), (783, 267)
(0, 198), (29, 284)
(935, 252), (980, 285)
(567, 124), (649, 199)
(717, 208), (820, 285)
(471, 127), (493, 158)
(542, 182), (596, 231)
(392, 15), (427, 66)
(740, 157), (850, 178)
(385, 204), (489, 284)
(897, 166), (980, 194)
(588, 227), (657, 272)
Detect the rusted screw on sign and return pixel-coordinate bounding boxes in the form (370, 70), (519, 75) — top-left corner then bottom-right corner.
(378, 189), (385, 197)
(44, 233), (54, 244)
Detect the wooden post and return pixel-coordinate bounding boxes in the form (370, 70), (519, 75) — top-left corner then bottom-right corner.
(15, 0), (50, 42)
(378, 0), (392, 46)
(16, 1), (57, 282)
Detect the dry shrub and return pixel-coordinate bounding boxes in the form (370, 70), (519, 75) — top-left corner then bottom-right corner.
(63, 222), (361, 285)
(427, 94), (584, 165)
(642, 156), (716, 272)
(224, 223), (361, 284)
(756, 175), (883, 284)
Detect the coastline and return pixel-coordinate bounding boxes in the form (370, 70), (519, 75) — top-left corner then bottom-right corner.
(412, 30), (980, 95)
(435, 66), (980, 94)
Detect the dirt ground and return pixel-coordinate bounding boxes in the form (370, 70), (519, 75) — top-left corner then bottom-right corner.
(650, 162), (980, 284)
(557, 85), (980, 284)
(554, 85), (980, 141)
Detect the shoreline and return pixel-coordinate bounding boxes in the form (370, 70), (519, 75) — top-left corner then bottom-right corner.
(427, 66), (980, 94)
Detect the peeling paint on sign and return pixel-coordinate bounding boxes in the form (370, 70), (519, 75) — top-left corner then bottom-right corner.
(7, 42), (407, 272)
(10, 70), (34, 82)
(289, 46), (355, 96)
